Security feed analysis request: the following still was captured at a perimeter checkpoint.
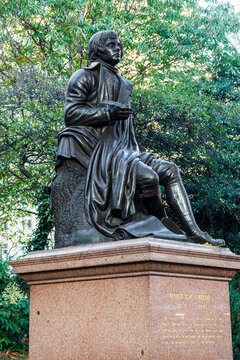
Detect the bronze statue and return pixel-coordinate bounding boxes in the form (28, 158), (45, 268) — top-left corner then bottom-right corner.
(50, 30), (225, 248)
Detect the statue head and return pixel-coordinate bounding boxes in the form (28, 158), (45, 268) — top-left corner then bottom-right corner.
(88, 30), (123, 65)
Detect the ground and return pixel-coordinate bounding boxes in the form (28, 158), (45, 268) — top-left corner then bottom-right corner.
(0, 352), (28, 360)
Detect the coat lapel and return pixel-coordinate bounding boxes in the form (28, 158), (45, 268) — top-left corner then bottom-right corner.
(117, 76), (133, 106)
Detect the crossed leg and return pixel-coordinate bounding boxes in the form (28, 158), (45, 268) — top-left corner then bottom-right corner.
(136, 159), (225, 246)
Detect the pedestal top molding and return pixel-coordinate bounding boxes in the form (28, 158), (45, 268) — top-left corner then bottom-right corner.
(10, 238), (240, 284)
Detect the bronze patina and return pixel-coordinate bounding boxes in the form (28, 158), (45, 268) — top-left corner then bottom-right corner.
(51, 30), (225, 248)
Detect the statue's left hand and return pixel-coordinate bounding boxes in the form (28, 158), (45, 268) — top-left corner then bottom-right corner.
(109, 106), (132, 121)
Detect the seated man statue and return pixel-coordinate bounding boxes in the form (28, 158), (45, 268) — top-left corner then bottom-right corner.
(51, 30), (225, 248)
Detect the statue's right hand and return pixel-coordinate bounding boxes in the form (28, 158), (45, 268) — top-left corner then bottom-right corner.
(109, 106), (132, 121)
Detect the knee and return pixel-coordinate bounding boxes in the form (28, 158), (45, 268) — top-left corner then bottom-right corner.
(160, 161), (181, 185)
(140, 169), (159, 189)
(146, 170), (159, 186)
(168, 162), (180, 180)
(137, 167), (159, 198)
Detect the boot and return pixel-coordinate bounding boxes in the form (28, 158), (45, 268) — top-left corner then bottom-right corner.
(165, 181), (225, 247)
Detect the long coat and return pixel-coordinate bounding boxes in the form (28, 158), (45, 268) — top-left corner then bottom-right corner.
(57, 61), (153, 236)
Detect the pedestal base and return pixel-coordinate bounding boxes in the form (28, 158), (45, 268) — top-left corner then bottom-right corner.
(11, 238), (240, 360)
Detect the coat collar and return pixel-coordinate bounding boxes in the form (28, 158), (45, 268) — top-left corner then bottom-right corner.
(83, 61), (100, 70)
(83, 61), (118, 74)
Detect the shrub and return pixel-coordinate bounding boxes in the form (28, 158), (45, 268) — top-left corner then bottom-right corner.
(230, 274), (240, 360)
(0, 258), (29, 352)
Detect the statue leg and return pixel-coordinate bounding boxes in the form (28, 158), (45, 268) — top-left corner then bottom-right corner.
(136, 160), (195, 228)
(136, 162), (166, 220)
(149, 160), (225, 246)
(152, 160), (200, 234)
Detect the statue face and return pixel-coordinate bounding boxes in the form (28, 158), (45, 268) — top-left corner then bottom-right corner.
(99, 37), (122, 65)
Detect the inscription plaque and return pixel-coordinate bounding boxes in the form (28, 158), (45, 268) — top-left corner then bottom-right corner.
(150, 276), (233, 360)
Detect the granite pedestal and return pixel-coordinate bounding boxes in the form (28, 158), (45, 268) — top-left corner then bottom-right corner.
(11, 238), (240, 360)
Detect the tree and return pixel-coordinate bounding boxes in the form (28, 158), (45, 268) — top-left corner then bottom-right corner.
(0, 0), (240, 357)
(0, 67), (65, 243)
(0, 0), (239, 249)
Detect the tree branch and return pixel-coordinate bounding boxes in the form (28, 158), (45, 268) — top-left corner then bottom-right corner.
(17, 164), (33, 179)
(14, 208), (38, 216)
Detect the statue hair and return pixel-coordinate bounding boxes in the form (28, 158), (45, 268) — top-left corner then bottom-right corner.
(88, 30), (123, 62)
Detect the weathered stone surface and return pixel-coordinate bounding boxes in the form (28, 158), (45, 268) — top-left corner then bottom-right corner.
(50, 158), (109, 248)
(11, 238), (240, 360)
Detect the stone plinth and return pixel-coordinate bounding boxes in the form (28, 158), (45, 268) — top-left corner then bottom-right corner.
(11, 238), (240, 360)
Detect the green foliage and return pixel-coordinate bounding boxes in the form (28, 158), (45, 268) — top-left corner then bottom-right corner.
(132, 70), (240, 248)
(0, 0), (239, 352)
(0, 0), (239, 245)
(0, 258), (29, 352)
(0, 66), (65, 230)
(0, 259), (12, 294)
(230, 274), (240, 360)
(26, 186), (54, 251)
(0, 0), (239, 78)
